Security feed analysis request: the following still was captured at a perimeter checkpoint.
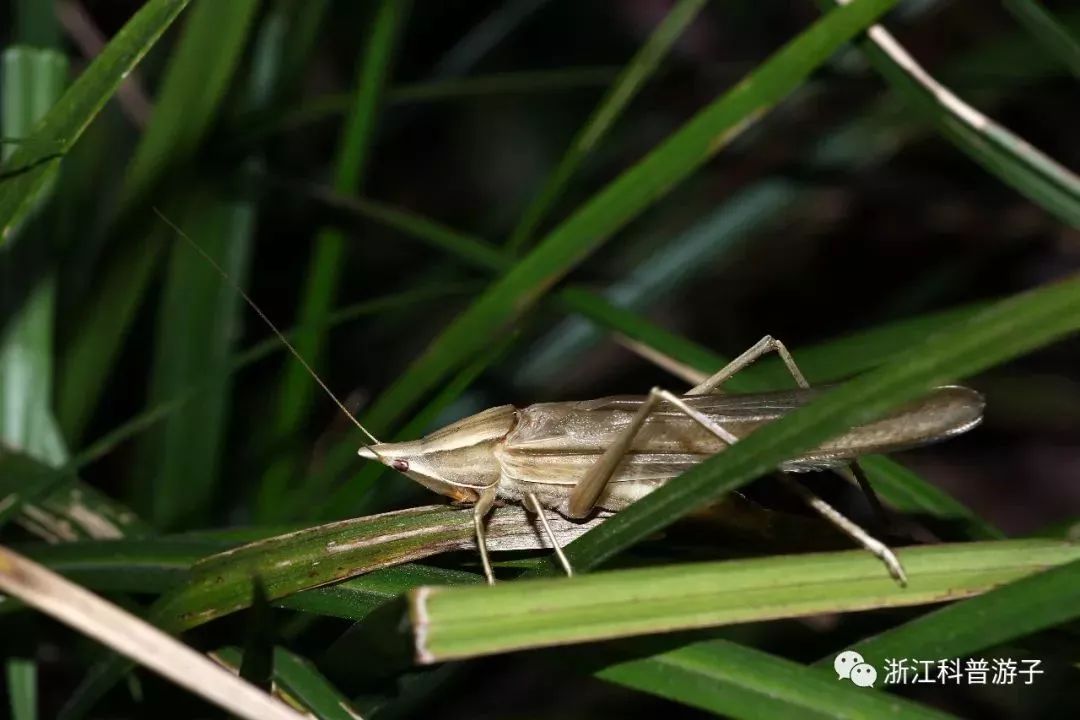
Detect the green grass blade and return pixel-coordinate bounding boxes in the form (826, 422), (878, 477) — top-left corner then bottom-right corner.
(136, 193), (253, 528)
(156, 505), (604, 632)
(249, 67), (620, 140)
(1002, 0), (1080, 79)
(0, 45), (142, 545)
(597, 639), (957, 720)
(0, 0), (191, 240)
(361, 0), (902, 435)
(56, 0), (259, 444)
(258, 0), (409, 521)
(821, 556), (1080, 666)
(1, 46), (68, 467)
(516, 183), (797, 387)
(0, 450), (149, 540)
(16, 534), (479, 622)
(857, 455), (1003, 540)
(563, 274), (1080, 571)
(136, 2), (290, 530)
(56, 505), (605, 718)
(214, 647), (362, 720)
(408, 539), (1080, 662)
(505, 0), (708, 252)
(829, 0), (1080, 227)
(117, 0), (259, 212)
(270, 648), (361, 720)
(5, 657), (37, 720)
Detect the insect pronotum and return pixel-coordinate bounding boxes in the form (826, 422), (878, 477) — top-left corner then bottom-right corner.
(162, 212), (984, 587)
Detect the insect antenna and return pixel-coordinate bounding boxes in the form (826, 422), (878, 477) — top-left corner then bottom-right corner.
(153, 208), (383, 451)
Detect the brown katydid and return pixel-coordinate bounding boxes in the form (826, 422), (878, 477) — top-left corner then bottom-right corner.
(161, 212), (984, 587)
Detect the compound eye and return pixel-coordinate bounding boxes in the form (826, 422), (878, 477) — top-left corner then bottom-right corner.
(391, 459), (410, 472)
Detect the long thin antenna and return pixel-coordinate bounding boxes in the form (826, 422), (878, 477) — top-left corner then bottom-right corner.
(154, 208), (382, 447)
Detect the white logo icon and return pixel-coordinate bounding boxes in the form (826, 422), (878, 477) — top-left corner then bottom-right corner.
(835, 650), (877, 687)
(834, 650), (864, 680)
(849, 662), (877, 687)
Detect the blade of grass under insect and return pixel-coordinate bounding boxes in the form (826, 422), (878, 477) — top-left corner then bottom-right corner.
(57, 0), (259, 443)
(0, 546), (307, 720)
(0, 0), (191, 239)
(596, 638), (957, 720)
(5, 657), (37, 720)
(57, 505), (605, 719)
(359, 0), (903, 437)
(214, 646), (362, 720)
(13, 534), (478, 622)
(408, 539), (1080, 662)
(1002, 0), (1080, 79)
(258, 0), (409, 522)
(816, 556), (1080, 668)
(505, 0), (708, 252)
(825, 0), (1080, 228)
(155, 505), (605, 632)
(563, 273), (1080, 571)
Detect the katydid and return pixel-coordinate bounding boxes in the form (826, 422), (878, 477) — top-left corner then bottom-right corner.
(162, 212), (984, 587)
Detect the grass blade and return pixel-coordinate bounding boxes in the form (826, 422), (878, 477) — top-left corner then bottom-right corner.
(137, 0), (289, 529)
(409, 539), (1080, 663)
(214, 646), (363, 720)
(56, 505), (606, 717)
(157, 504), (607, 632)
(118, 0), (260, 212)
(137, 195), (252, 528)
(360, 0), (903, 435)
(505, 0), (708, 251)
(16, 535), (480, 623)
(597, 639), (957, 720)
(820, 556), (1080, 665)
(259, 0), (409, 521)
(5, 657), (37, 720)
(57, 0), (259, 442)
(829, 0), (1080, 227)
(1002, 0), (1080, 79)
(0, 0), (191, 240)
(563, 274), (1080, 571)
(1, 45), (68, 466)
(0, 545), (306, 720)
